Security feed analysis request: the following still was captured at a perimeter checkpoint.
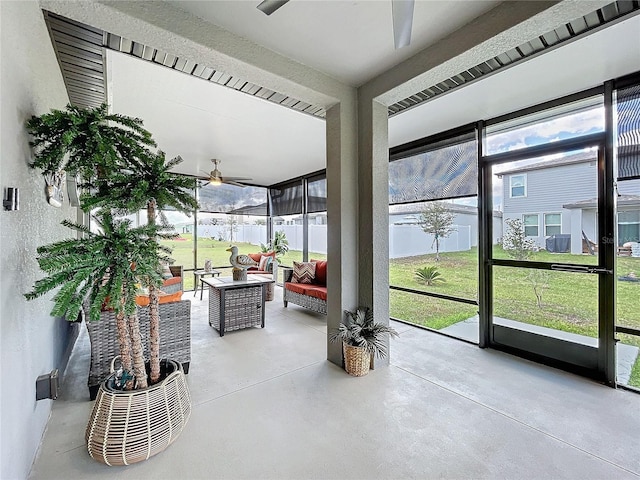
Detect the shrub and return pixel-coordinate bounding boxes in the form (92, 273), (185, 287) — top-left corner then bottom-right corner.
(415, 266), (446, 286)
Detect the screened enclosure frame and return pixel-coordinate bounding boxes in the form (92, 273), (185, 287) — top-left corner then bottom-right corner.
(389, 69), (640, 389)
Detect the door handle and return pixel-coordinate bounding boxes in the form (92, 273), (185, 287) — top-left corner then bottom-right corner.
(550, 264), (612, 274)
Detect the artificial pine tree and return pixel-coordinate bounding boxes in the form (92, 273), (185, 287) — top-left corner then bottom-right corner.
(82, 151), (199, 383)
(24, 103), (195, 389)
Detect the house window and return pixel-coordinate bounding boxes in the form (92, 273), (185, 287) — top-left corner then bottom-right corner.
(544, 213), (562, 236)
(618, 210), (640, 244)
(510, 175), (526, 197)
(523, 214), (539, 237)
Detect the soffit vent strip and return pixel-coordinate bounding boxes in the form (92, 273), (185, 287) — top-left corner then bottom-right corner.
(43, 12), (326, 119)
(388, 1), (640, 117)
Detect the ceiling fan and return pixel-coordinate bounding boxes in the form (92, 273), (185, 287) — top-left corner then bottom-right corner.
(199, 159), (252, 187)
(257, 0), (415, 49)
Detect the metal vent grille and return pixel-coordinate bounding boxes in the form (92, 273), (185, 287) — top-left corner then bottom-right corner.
(44, 11), (105, 109)
(388, 0), (640, 116)
(43, 12), (326, 118)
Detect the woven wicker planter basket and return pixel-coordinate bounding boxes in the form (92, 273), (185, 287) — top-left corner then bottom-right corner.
(86, 359), (191, 466)
(343, 343), (371, 377)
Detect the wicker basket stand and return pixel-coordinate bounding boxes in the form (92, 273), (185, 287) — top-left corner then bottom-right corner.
(343, 343), (371, 377)
(86, 358), (191, 466)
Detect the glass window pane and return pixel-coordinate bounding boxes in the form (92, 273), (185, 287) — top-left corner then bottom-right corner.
(390, 290), (478, 343)
(619, 210), (640, 224)
(307, 174), (327, 213)
(270, 181), (303, 216)
(545, 225), (561, 236)
(308, 212), (327, 260)
(272, 215), (302, 266)
(389, 131), (477, 204)
(389, 197), (479, 302)
(616, 83), (640, 180)
(616, 176), (640, 388)
(492, 148), (598, 265)
(545, 213), (562, 224)
(485, 95), (604, 156)
(494, 266), (598, 338)
(199, 183), (267, 215)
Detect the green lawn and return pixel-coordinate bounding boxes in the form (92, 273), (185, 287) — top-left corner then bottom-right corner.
(159, 234), (323, 289)
(390, 247), (640, 387)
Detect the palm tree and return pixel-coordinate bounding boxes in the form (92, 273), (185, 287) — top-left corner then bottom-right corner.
(25, 211), (167, 388)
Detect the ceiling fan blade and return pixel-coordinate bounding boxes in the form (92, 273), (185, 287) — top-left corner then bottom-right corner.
(225, 180), (247, 188)
(223, 176), (253, 181)
(257, 0), (289, 16)
(392, 0), (414, 49)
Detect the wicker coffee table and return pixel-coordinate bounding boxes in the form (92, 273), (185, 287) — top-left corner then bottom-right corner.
(202, 276), (275, 336)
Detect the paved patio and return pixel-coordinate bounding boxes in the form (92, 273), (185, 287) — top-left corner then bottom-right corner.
(29, 287), (640, 479)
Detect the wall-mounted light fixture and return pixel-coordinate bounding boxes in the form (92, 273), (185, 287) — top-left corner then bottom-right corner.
(3, 187), (19, 211)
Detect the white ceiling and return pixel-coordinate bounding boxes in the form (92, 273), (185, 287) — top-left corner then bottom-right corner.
(168, 0), (502, 86)
(105, 4), (640, 187)
(107, 50), (326, 186)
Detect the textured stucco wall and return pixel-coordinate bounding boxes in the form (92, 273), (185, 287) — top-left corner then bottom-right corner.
(0, 2), (72, 478)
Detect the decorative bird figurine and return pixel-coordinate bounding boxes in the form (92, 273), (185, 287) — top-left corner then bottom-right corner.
(226, 245), (257, 271)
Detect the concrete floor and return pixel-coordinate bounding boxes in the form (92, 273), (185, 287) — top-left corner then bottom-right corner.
(29, 287), (640, 479)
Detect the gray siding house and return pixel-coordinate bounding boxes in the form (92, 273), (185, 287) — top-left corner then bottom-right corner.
(499, 151), (640, 254)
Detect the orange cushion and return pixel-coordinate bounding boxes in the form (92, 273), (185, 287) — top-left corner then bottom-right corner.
(285, 283), (327, 301)
(135, 290), (183, 307)
(284, 282), (309, 295)
(162, 276), (182, 287)
(306, 286), (327, 301)
(310, 259), (327, 286)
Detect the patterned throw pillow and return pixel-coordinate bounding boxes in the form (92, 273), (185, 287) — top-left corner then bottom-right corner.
(161, 264), (173, 279)
(259, 255), (272, 272)
(292, 261), (316, 284)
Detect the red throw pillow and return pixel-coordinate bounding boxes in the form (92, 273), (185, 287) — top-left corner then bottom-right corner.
(248, 253), (262, 263)
(310, 259), (327, 286)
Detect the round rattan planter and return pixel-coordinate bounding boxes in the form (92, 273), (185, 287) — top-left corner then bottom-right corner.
(86, 359), (191, 466)
(343, 343), (371, 377)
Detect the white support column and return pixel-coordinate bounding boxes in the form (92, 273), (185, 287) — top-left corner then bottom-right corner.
(326, 101), (359, 366)
(358, 99), (390, 367)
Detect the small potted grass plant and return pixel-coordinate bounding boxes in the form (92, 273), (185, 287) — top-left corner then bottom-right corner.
(330, 307), (399, 376)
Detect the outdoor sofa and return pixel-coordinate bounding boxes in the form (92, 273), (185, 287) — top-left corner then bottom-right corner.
(282, 259), (327, 315)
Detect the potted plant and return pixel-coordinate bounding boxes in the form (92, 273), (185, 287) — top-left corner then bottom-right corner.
(261, 229), (289, 283)
(24, 103), (194, 465)
(329, 307), (399, 376)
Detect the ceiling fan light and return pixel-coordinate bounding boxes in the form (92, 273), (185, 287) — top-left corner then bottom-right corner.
(210, 177), (222, 186)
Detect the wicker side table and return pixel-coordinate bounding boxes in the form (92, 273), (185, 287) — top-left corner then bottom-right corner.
(203, 276), (274, 336)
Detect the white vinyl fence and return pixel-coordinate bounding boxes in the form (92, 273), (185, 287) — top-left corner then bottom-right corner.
(389, 224), (471, 259)
(194, 223), (475, 258)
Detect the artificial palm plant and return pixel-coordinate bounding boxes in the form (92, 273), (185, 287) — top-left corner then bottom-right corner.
(330, 307), (399, 359)
(330, 307), (399, 376)
(261, 229), (289, 263)
(25, 103), (193, 388)
(82, 150), (198, 383)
